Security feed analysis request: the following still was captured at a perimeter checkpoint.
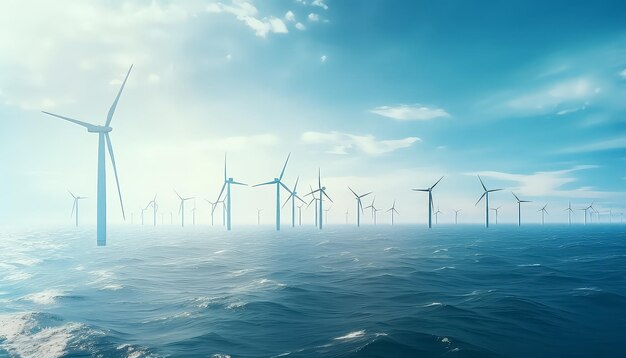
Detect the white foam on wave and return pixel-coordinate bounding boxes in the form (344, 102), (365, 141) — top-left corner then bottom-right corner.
(334, 330), (366, 340)
(21, 289), (64, 305)
(433, 248), (449, 254)
(101, 284), (124, 291)
(383, 247), (395, 251)
(0, 312), (82, 358)
(214, 249), (227, 254)
(517, 263), (541, 267)
(226, 301), (246, 310)
(421, 302), (443, 307)
(116, 343), (151, 358)
(89, 269), (123, 291)
(434, 266), (455, 271)
(575, 287), (602, 291)
(5, 272), (33, 282)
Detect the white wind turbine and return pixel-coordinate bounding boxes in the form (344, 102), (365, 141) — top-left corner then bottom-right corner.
(174, 190), (194, 227)
(43, 65), (133, 246)
(386, 200), (399, 225)
(475, 175), (503, 228)
(68, 190), (87, 227)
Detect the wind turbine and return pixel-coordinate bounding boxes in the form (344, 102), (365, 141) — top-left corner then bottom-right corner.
(365, 196), (378, 224)
(253, 153), (292, 231)
(538, 203), (548, 225)
(475, 175), (502, 228)
(68, 190), (87, 227)
(174, 190), (194, 227)
(191, 199), (197, 225)
(170, 212), (173, 225)
(412, 176), (443, 228)
(161, 213), (165, 225)
(453, 209), (461, 224)
(345, 209), (349, 224)
(282, 176), (306, 227)
(434, 206), (443, 225)
(304, 169), (333, 230)
(348, 187), (372, 227)
(490, 206), (502, 224)
(306, 191), (319, 228)
(512, 192), (531, 227)
(297, 204), (305, 226)
(620, 212), (624, 224)
(141, 207), (146, 226)
(205, 199), (218, 226)
(146, 194), (158, 226)
(43, 65), (132, 246)
(216, 154), (247, 231)
(324, 206), (332, 225)
(386, 200), (399, 225)
(564, 201), (574, 225)
(257, 208), (263, 225)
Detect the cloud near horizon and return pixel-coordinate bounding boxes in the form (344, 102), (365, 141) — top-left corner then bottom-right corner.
(370, 104), (450, 121)
(301, 131), (420, 155)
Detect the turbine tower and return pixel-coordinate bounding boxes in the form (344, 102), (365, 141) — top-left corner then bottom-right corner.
(257, 208), (263, 225)
(306, 189), (320, 228)
(490, 206), (502, 224)
(412, 176), (443, 228)
(348, 187), (372, 227)
(282, 177), (306, 227)
(434, 206), (442, 225)
(365, 196), (378, 224)
(453, 209), (461, 224)
(564, 201), (574, 225)
(68, 190), (87, 227)
(253, 153), (292, 231)
(538, 203), (549, 225)
(578, 202), (595, 225)
(191, 199), (197, 225)
(345, 209), (349, 224)
(324, 206), (332, 225)
(512, 192), (531, 227)
(305, 169), (332, 230)
(205, 199), (218, 226)
(475, 175), (503, 228)
(43, 65), (132, 246)
(386, 200), (399, 225)
(216, 154), (247, 231)
(297, 204), (304, 226)
(174, 190), (194, 227)
(146, 194), (158, 226)
(141, 207), (146, 226)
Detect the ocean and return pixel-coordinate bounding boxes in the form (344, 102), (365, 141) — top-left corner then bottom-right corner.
(1, 225), (625, 357)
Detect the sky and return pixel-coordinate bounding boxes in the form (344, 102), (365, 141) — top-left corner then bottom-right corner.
(1, 0), (625, 227)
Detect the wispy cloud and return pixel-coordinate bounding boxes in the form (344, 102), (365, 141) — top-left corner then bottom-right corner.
(207, 1), (288, 38)
(560, 137), (626, 153)
(370, 104), (450, 121)
(469, 165), (609, 198)
(506, 77), (600, 115)
(620, 69), (626, 79)
(301, 131), (420, 155)
(308, 13), (319, 22)
(311, 0), (329, 10)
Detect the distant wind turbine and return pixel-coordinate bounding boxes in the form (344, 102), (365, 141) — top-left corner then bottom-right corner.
(282, 176), (306, 227)
(216, 154), (247, 231)
(257, 208), (263, 225)
(174, 190), (194, 227)
(306, 187), (320, 228)
(564, 201), (574, 225)
(538, 203), (549, 225)
(324, 206), (332, 224)
(386, 200), (399, 225)
(43, 65), (132, 245)
(490, 206), (502, 224)
(68, 190), (87, 227)
(304, 169), (333, 230)
(297, 204), (304, 226)
(253, 153), (292, 231)
(345, 209), (349, 224)
(141, 207), (147, 226)
(475, 175), (503, 228)
(512, 192), (531, 227)
(365, 196), (378, 224)
(191, 199), (197, 225)
(412, 176), (443, 228)
(348, 187), (372, 227)
(578, 202), (595, 225)
(205, 199), (218, 226)
(453, 209), (461, 224)
(146, 194), (158, 226)
(434, 206), (443, 225)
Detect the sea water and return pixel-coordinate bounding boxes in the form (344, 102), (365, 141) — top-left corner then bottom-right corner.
(1, 225), (625, 357)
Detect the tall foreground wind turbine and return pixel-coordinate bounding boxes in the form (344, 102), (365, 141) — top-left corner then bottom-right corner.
(283, 177), (305, 227)
(386, 200), (399, 225)
(538, 203), (549, 225)
(348, 187), (371, 227)
(475, 175), (502, 228)
(305, 169), (332, 230)
(68, 190), (87, 227)
(216, 154), (247, 231)
(254, 153), (292, 231)
(412, 176), (443, 228)
(174, 190), (194, 227)
(512, 192), (531, 227)
(564, 201), (574, 225)
(43, 65), (132, 246)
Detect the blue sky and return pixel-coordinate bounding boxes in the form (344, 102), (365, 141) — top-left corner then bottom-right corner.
(1, 0), (625, 226)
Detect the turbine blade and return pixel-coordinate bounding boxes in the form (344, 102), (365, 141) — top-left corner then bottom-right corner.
(431, 176), (444, 190)
(293, 176), (300, 193)
(216, 183), (226, 202)
(231, 180), (247, 186)
(322, 190), (333, 203)
(279, 153), (291, 181)
(475, 192), (486, 206)
(70, 199), (76, 218)
(68, 189), (76, 199)
(105, 64), (133, 127)
(42, 111), (97, 131)
(478, 175), (487, 191)
(174, 189), (183, 200)
(295, 194), (306, 204)
(105, 134), (125, 220)
(412, 189), (429, 192)
(360, 192), (372, 198)
(282, 194), (292, 208)
(488, 189), (503, 192)
(348, 186), (358, 198)
(253, 180), (276, 187)
(279, 181), (292, 194)
(512, 192), (520, 202)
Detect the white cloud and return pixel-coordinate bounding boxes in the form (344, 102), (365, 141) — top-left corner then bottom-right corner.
(308, 13), (319, 22)
(560, 137), (626, 153)
(312, 0), (329, 10)
(320, 55), (327, 63)
(470, 166), (609, 199)
(620, 69), (626, 79)
(370, 104), (450, 121)
(506, 78), (599, 114)
(295, 22), (306, 31)
(285, 10), (296, 22)
(226, 53), (232, 61)
(207, 1), (288, 37)
(301, 131), (421, 155)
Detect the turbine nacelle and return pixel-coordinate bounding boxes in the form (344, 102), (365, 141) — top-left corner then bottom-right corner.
(87, 126), (113, 133)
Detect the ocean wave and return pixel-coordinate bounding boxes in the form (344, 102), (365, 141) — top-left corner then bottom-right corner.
(334, 330), (366, 340)
(21, 289), (65, 305)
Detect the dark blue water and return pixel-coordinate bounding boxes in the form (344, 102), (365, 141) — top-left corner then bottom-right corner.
(1, 225), (625, 357)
